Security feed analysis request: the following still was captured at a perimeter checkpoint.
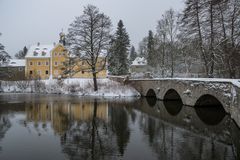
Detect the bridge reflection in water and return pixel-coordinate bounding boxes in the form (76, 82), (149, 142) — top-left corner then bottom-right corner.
(0, 94), (238, 160)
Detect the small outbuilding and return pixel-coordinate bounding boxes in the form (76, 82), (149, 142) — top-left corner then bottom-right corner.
(0, 59), (26, 81)
(130, 57), (149, 73)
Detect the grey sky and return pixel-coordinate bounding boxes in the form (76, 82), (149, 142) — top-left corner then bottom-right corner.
(0, 0), (184, 56)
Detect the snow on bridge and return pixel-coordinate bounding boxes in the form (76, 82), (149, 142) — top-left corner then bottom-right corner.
(109, 76), (240, 127)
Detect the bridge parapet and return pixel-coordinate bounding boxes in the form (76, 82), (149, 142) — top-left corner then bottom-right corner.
(124, 78), (240, 127)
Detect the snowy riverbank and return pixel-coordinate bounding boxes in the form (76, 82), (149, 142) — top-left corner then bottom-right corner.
(0, 78), (140, 97)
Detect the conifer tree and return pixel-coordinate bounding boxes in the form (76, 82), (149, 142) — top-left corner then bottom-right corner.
(108, 20), (130, 75)
(15, 46), (28, 59)
(0, 33), (10, 65)
(0, 33), (11, 82)
(129, 46), (137, 63)
(147, 30), (156, 67)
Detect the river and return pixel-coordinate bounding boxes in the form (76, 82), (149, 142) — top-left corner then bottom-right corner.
(0, 94), (239, 160)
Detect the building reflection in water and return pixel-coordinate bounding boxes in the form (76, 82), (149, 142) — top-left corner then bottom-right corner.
(0, 94), (238, 160)
(25, 100), (108, 135)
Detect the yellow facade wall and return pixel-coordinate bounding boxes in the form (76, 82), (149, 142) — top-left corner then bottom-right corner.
(51, 44), (68, 79)
(25, 58), (50, 79)
(25, 43), (107, 79)
(72, 58), (107, 78)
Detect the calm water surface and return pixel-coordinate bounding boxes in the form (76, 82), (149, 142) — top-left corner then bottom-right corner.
(0, 94), (239, 160)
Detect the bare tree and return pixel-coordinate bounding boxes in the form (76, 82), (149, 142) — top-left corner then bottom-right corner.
(0, 33), (10, 66)
(155, 9), (179, 78)
(67, 5), (112, 91)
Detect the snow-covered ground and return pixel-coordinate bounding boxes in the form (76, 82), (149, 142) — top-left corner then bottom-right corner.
(0, 78), (140, 97)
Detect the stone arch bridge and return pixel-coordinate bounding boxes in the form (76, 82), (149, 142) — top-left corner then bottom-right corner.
(110, 77), (240, 127)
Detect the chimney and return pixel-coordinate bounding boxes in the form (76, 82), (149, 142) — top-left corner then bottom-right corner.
(37, 42), (40, 46)
(53, 42), (56, 46)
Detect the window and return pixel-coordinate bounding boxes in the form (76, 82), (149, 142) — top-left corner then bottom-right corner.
(59, 53), (62, 56)
(54, 53), (58, 56)
(54, 61), (58, 66)
(38, 62), (41, 66)
(37, 70), (41, 75)
(19, 67), (23, 71)
(46, 70), (49, 75)
(82, 71), (85, 74)
(46, 61), (49, 66)
(42, 51), (46, 56)
(30, 62), (33, 66)
(54, 70), (58, 75)
(33, 51), (38, 56)
(30, 71), (33, 75)
(82, 61), (85, 65)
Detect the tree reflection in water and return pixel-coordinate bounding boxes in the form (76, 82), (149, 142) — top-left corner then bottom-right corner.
(0, 94), (238, 160)
(0, 114), (11, 152)
(59, 100), (131, 160)
(137, 98), (236, 160)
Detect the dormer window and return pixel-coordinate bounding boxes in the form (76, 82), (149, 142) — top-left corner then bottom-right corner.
(33, 51), (38, 56)
(35, 48), (40, 50)
(42, 51), (46, 56)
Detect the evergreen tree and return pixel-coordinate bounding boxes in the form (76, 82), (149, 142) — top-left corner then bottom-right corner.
(138, 37), (148, 58)
(147, 30), (156, 67)
(108, 20), (130, 75)
(129, 45), (137, 63)
(0, 33), (11, 81)
(15, 46), (28, 59)
(0, 33), (10, 65)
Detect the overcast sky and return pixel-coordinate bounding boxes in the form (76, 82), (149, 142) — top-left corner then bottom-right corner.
(0, 0), (184, 57)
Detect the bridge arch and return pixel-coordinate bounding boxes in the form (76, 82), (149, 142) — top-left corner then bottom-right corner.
(194, 94), (226, 125)
(195, 94), (224, 107)
(146, 89), (157, 107)
(146, 89), (157, 98)
(163, 89), (183, 116)
(163, 89), (182, 102)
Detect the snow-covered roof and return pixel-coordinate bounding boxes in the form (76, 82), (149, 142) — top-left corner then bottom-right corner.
(25, 44), (55, 58)
(131, 57), (147, 66)
(0, 59), (25, 67)
(8, 59), (25, 67)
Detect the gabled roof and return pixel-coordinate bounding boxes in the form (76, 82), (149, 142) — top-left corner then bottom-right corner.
(8, 59), (26, 67)
(1, 59), (25, 67)
(131, 57), (147, 66)
(25, 44), (55, 58)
